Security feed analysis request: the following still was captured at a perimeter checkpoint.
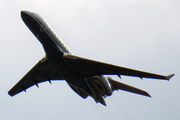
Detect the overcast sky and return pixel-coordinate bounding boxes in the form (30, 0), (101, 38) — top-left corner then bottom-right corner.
(0, 0), (180, 120)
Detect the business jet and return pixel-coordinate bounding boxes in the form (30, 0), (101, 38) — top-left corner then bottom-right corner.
(8, 11), (174, 106)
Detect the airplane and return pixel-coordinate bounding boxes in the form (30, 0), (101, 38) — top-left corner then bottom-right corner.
(8, 10), (174, 106)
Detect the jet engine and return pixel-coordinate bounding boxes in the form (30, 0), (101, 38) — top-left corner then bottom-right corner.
(85, 75), (112, 96)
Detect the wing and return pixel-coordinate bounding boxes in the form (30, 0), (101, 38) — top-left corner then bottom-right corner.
(8, 56), (63, 96)
(63, 53), (174, 80)
(107, 77), (150, 97)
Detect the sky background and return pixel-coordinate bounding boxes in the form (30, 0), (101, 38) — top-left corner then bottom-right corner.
(0, 0), (180, 120)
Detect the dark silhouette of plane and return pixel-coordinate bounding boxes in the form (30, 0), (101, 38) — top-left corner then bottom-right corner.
(8, 11), (174, 105)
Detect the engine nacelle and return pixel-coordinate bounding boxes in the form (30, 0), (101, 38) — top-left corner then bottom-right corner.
(85, 75), (112, 96)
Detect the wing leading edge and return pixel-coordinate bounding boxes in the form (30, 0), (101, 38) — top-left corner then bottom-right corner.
(8, 56), (63, 96)
(63, 53), (174, 80)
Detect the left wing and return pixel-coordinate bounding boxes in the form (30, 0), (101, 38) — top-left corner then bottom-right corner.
(8, 56), (63, 96)
(63, 53), (174, 80)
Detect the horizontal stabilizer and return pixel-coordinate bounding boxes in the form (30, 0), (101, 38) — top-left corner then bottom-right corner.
(108, 78), (151, 97)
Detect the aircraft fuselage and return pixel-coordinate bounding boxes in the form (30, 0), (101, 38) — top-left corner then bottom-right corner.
(21, 11), (112, 105)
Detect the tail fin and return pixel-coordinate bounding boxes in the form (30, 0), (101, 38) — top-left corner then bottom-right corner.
(93, 92), (107, 106)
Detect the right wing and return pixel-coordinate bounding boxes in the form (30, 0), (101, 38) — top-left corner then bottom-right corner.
(8, 56), (63, 96)
(63, 53), (174, 80)
(107, 77), (151, 97)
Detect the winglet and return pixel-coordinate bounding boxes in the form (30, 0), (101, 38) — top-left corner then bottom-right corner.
(165, 73), (175, 80)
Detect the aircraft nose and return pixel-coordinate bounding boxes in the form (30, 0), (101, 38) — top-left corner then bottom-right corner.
(21, 10), (33, 20)
(21, 10), (31, 17)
